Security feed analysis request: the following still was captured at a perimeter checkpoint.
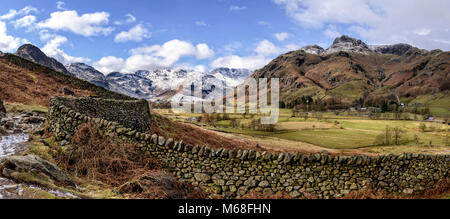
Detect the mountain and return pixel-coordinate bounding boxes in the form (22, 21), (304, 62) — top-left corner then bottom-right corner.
(66, 63), (110, 88)
(251, 35), (450, 112)
(324, 35), (372, 55)
(210, 68), (252, 87)
(15, 44), (71, 75)
(0, 52), (133, 107)
(300, 45), (325, 56)
(66, 63), (252, 101)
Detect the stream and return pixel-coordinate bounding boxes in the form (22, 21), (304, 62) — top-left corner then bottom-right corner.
(0, 113), (78, 199)
(0, 133), (30, 199)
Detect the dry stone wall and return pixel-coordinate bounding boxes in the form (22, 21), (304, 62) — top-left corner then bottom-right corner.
(49, 97), (151, 133)
(47, 97), (450, 199)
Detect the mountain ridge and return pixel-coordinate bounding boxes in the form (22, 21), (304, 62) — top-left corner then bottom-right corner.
(252, 35), (449, 111)
(15, 44), (71, 75)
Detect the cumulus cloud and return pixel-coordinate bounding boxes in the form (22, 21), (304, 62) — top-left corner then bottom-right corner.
(255, 40), (282, 56)
(273, 0), (450, 50)
(114, 24), (151, 43)
(211, 55), (270, 70)
(13, 15), (36, 29)
(211, 39), (299, 70)
(0, 21), (27, 52)
(0, 6), (38, 20)
(114, 14), (136, 25)
(41, 35), (91, 64)
(37, 10), (114, 37)
(274, 32), (290, 41)
(94, 39), (215, 73)
(93, 56), (125, 74)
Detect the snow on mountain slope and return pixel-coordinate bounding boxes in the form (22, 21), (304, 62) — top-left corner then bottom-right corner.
(67, 63), (252, 101)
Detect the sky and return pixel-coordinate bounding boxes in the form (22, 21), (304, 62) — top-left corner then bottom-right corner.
(0, 0), (449, 74)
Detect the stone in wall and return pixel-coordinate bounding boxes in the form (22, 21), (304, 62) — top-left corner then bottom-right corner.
(49, 96), (151, 132)
(0, 99), (6, 114)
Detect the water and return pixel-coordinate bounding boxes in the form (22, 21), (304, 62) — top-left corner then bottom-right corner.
(0, 133), (30, 198)
(0, 134), (29, 158)
(0, 133), (79, 199)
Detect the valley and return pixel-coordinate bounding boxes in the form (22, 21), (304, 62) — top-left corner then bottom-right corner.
(0, 34), (449, 199)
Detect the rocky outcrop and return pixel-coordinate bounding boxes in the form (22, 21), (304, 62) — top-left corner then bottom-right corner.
(0, 155), (74, 187)
(301, 45), (325, 55)
(15, 44), (70, 75)
(62, 87), (75, 96)
(324, 35), (372, 55)
(65, 63), (110, 89)
(371, 44), (415, 56)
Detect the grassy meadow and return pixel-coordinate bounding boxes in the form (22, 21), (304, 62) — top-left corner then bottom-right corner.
(155, 108), (450, 154)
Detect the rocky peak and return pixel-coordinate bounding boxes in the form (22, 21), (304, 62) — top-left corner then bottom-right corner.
(371, 44), (415, 56)
(301, 45), (325, 55)
(210, 67), (252, 79)
(15, 44), (70, 75)
(325, 35), (372, 55)
(66, 63), (105, 79)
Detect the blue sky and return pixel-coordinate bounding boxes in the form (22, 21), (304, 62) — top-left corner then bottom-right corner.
(0, 0), (449, 73)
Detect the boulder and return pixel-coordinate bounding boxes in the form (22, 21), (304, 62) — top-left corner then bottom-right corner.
(0, 155), (74, 187)
(62, 87), (75, 96)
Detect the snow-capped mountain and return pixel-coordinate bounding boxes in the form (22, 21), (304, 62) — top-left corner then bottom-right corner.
(209, 68), (252, 87)
(66, 63), (252, 101)
(66, 63), (110, 88)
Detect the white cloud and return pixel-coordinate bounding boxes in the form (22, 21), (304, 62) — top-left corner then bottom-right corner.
(114, 14), (136, 25)
(56, 1), (66, 10)
(211, 39), (298, 70)
(273, 0), (381, 28)
(94, 39), (215, 73)
(229, 6), (247, 11)
(0, 6), (38, 20)
(37, 10), (114, 37)
(284, 43), (301, 51)
(195, 43), (215, 59)
(38, 30), (54, 41)
(324, 25), (341, 38)
(41, 35), (91, 64)
(13, 15), (36, 28)
(223, 42), (243, 54)
(114, 24), (151, 43)
(273, 0), (450, 50)
(93, 56), (125, 73)
(255, 40), (282, 56)
(274, 32), (290, 41)
(0, 21), (27, 52)
(195, 21), (207, 26)
(211, 55), (270, 70)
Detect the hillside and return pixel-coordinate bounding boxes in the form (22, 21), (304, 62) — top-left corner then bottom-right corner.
(0, 53), (133, 107)
(251, 36), (450, 112)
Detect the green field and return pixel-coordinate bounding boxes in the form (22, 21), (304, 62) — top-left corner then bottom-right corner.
(157, 109), (450, 152)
